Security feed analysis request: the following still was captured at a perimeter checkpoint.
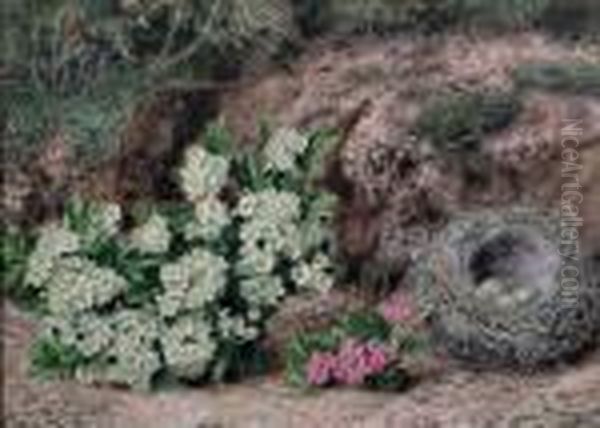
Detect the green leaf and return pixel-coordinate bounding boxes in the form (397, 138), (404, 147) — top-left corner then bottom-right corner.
(339, 310), (391, 342)
(202, 121), (234, 157)
(30, 336), (87, 379)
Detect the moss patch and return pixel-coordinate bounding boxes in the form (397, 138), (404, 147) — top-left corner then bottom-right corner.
(514, 62), (600, 97)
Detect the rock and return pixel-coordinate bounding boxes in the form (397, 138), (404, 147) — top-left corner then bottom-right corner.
(221, 34), (600, 291)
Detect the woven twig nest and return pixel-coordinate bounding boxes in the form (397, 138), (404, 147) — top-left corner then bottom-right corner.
(410, 207), (600, 368)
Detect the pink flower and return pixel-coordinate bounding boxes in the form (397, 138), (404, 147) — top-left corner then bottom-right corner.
(333, 339), (366, 385)
(306, 351), (337, 386)
(363, 342), (389, 373)
(378, 292), (416, 324)
(332, 339), (391, 386)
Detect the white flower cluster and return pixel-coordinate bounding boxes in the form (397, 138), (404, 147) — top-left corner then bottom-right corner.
(263, 127), (309, 172)
(239, 275), (285, 308)
(236, 190), (303, 275)
(234, 191), (301, 312)
(161, 314), (216, 380)
(233, 188), (335, 309)
(46, 313), (114, 358)
(46, 257), (129, 315)
(185, 196), (231, 242)
(44, 310), (162, 390)
(84, 203), (122, 243)
(26, 127), (339, 390)
(101, 310), (161, 390)
(180, 145), (230, 201)
(236, 189), (301, 223)
(292, 253), (335, 293)
(158, 249), (228, 318)
(129, 213), (171, 254)
(24, 224), (80, 289)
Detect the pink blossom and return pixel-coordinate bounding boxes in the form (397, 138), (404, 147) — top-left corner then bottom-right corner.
(306, 351), (337, 386)
(363, 342), (388, 373)
(332, 339), (391, 385)
(378, 292), (416, 324)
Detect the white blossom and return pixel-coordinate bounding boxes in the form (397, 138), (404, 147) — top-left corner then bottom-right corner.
(25, 224), (80, 289)
(103, 310), (161, 390)
(239, 275), (285, 308)
(291, 253), (334, 293)
(44, 310), (161, 390)
(86, 203), (122, 242)
(129, 213), (171, 254)
(180, 145), (229, 201)
(263, 127), (308, 172)
(46, 258), (129, 315)
(161, 315), (216, 380)
(45, 313), (113, 358)
(158, 249), (228, 317)
(235, 189), (300, 223)
(185, 196), (230, 241)
(235, 190), (302, 269)
(236, 245), (277, 276)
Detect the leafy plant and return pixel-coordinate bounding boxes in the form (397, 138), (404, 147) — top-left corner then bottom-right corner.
(338, 310), (391, 343)
(21, 125), (339, 390)
(415, 90), (521, 153)
(285, 309), (414, 391)
(30, 337), (87, 380)
(447, 0), (550, 30)
(1, 227), (38, 308)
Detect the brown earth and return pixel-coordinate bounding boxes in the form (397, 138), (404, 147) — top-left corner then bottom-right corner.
(4, 301), (600, 428)
(220, 32), (600, 271)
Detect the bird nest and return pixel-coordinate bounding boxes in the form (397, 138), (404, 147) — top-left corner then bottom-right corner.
(410, 206), (600, 368)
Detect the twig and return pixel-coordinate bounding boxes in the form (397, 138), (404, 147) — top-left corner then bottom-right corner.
(150, 0), (224, 76)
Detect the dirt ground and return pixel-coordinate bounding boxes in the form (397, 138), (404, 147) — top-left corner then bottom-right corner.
(4, 301), (600, 428)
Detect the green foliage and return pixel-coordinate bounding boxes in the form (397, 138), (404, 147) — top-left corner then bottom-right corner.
(30, 337), (87, 379)
(201, 121), (235, 157)
(338, 310), (391, 343)
(447, 0), (550, 29)
(292, 0), (600, 36)
(312, 0), (457, 34)
(514, 62), (600, 97)
(1, 227), (38, 307)
(3, 0), (297, 166)
(291, 0), (561, 35)
(415, 90), (521, 153)
(541, 0), (600, 38)
(364, 365), (411, 391)
(284, 326), (343, 387)
(290, 0), (333, 36)
(3, 5), (149, 161)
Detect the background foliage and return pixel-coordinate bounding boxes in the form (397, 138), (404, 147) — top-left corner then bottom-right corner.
(3, 0), (598, 168)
